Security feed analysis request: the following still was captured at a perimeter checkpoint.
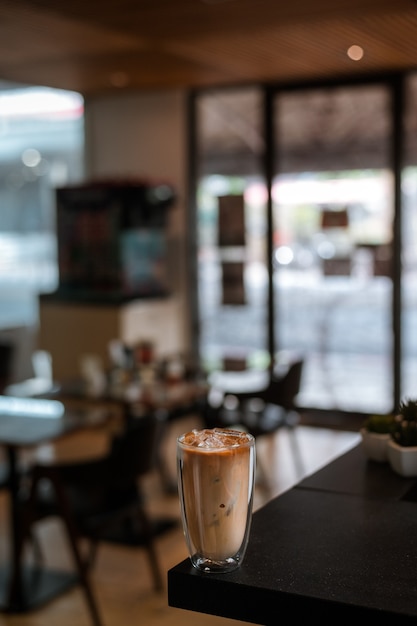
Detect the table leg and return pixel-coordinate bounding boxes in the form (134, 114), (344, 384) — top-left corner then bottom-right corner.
(5, 445), (25, 610)
(1, 446), (77, 613)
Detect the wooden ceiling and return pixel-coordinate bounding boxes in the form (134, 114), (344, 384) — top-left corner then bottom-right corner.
(2, 0), (417, 96)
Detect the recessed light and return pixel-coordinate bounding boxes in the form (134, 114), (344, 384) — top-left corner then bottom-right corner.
(347, 45), (364, 61)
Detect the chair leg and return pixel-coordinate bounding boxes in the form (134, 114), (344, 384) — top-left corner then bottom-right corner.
(29, 529), (45, 566)
(86, 506), (164, 592)
(31, 468), (104, 626)
(135, 508), (164, 592)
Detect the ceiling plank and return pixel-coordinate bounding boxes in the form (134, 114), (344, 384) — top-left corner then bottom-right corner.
(1, 0), (417, 94)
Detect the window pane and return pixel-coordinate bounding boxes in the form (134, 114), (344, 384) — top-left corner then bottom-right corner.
(401, 73), (417, 400)
(195, 87), (267, 371)
(0, 84), (84, 329)
(273, 84), (394, 413)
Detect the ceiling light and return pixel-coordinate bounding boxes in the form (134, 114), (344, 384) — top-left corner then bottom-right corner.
(347, 45), (364, 61)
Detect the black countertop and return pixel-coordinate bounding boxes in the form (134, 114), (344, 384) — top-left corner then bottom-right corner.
(297, 443), (417, 500)
(168, 444), (417, 625)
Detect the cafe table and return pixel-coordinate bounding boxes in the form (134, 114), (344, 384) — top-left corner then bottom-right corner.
(51, 375), (209, 415)
(0, 395), (111, 613)
(5, 367), (209, 419)
(30, 375), (210, 492)
(168, 443), (417, 625)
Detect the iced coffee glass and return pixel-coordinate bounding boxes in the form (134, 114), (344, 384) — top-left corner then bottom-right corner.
(177, 427), (256, 573)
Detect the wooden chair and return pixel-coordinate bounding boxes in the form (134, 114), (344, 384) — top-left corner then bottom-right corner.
(18, 412), (168, 626)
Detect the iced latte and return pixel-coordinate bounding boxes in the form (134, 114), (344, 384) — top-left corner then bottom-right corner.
(177, 427), (256, 573)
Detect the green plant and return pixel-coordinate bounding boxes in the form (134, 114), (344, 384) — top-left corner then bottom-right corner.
(362, 413), (395, 434)
(398, 398), (417, 420)
(391, 398), (417, 447)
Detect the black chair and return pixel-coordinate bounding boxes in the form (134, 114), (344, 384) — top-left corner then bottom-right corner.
(205, 359), (305, 488)
(0, 341), (14, 393)
(0, 342), (15, 486)
(206, 358), (304, 436)
(18, 412), (169, 626)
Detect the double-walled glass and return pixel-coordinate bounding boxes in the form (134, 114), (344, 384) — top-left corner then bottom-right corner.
(177, 427), (256, 573)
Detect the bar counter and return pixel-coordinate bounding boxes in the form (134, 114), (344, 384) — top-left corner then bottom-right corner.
(168, 444), (417, 625)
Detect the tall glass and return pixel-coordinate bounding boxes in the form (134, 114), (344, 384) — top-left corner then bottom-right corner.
(177, 427), (256, 573)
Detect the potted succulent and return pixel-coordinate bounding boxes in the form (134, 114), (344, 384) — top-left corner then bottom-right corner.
(360, 413), (395, 462)
(387, 398), (417, 476)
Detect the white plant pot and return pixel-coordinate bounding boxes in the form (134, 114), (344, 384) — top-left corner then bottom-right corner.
(360, 428), (390, 462)
(387, 439), (417, 477)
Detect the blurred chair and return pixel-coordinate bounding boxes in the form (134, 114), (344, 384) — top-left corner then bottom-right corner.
(0, 342), (15, 486)
(19, 412), (168, 626)
(206, 358), (304, 435)
(0, 341), (14, 393)
(205, 358), (305, 486)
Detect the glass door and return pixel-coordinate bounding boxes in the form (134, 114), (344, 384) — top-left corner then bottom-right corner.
(271, 83), (394, 413)
(193, 87), (268, 374)
(401, 73), (417, 400)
